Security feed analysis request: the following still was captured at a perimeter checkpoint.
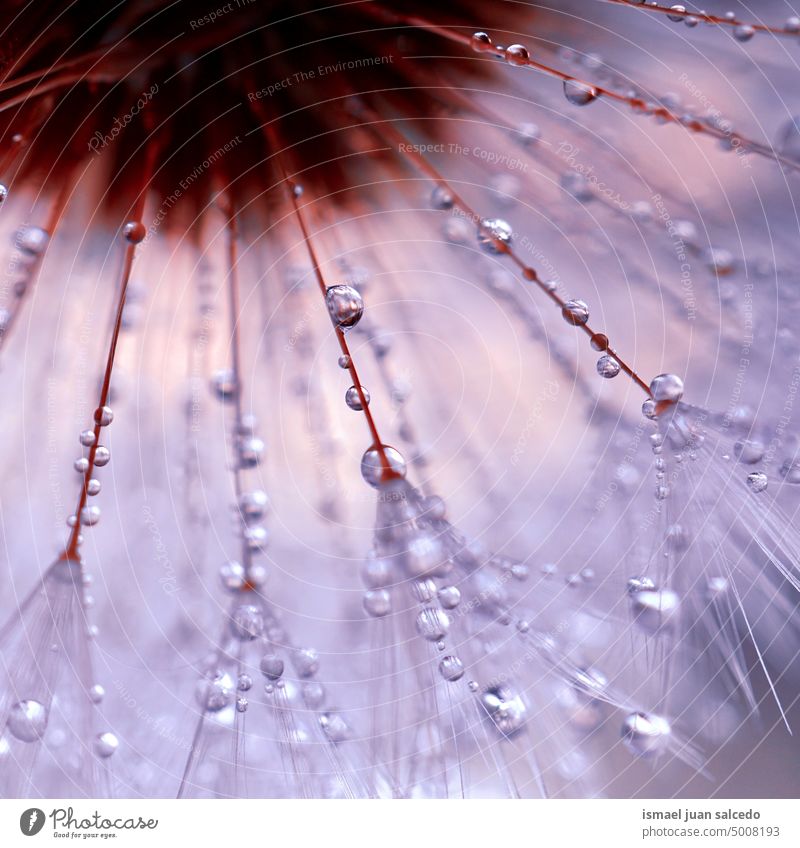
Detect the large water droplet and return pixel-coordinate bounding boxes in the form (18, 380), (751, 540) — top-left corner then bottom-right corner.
(649, 373), (684, 403)
(8, 699), (48, 742)
(325, 285), (364, 330)
(360, 445), (407, 487)
(563, 80), (598, 106)
(621, 711), (671, 756)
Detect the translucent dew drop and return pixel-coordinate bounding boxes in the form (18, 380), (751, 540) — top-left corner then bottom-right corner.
(439, 655), (465, 681)
(630, 588), (680, 633)
(325, 284), (364, 330)
(746, 471), (768, 493)
(431, 185), (454, 210)
(415, 607), (450, 641)
(360, 445), (407, 487)
(195, 672), (234, 712)
(210, 368), (237, 400)
(733, 439), (765, 464)
(480, 685), (527, 735)
(596, 355), (620, 378)
(438, 585), (461, 609)
(230, 604), (264, 641)
(363, 588), (391, 617)
(649, 373), (684, 403)
(219, 560), (246, 592)
(80, 505), (101, 526)
(94, 446), (110, 467)
(16, 225), (49, 256)
(259, 654), (284, 680)
(470, 31), (492, 52)
(780, 459), (800, 484)
(505, 44), (529, 66)
(123, 221), (146, 243)
(476, 218), (513, 253)
(94, 731), (119, 758)
(561, 299), (589, 326)
(239, 489), (269, 520)
(345, 385), (369, 410)
(563, 80), (598, 106)
(621, 711), (671, 756)
(734, 24), (755, 42)
(8, 699), (48, 742)
(667, 5), (686, 22)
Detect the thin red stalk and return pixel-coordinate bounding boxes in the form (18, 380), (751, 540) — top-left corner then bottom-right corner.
(365, 7), (800, 174)
(355, 108), (652, 396)
(605, 0), (800, 35)
(62, 141), (157, 561)
(258, 119), (400, 481)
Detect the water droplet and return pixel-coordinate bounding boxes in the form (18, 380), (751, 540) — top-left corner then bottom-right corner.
(16, 226), (49, 256)
(561, 299), (589, 326)
(363, 588), (391, 617)
(196, 672), (234, 712)
(219, 560), (246, 592)
(780, 460), (800, 483)
(79, 429), (96, 447)
(516, 122), (540, 146)
(471, 31), (492, 52)
(319, 711), (351, 743)
(238, 436), (265, 469)
(431, 186), (454, 210)
(563, 80), (598, 106)
(590, 333), (608, 351)
(89, 684), (105, 704)
(239, 489), (269, 520)
(80, 505), (101, 526)
(734, 439), (764, 464)
(94, 406), (113, 426)
(94, 446), (110, 467)
(8, 699), (48, 742)
(596, 355), (620, 378)
(438, 585), (461, 609)
(259, 654), (284, 680)
(631, 588), (680, 633)
(477, 218), (513, 253)
(439, 655), (465, 681)
(480, 685), (526, 735)
(345, 385), (369, 410)
(123, 221), (146, 243)
(667, 5), (686, 22)
(210, 368), (237, 400)
(337, 354), (351, 369)
(734, 24), (755, 41)
(641, 399), (657, 419)
(415, 607), (450, 641)
(230, 604), (264, 640)
(360, 445), (407, 487)
(325, 284), (364, 330)
(505, 44), (529, 66)
(236, 697), (248, 713)
(292, 648), (320, 678)
(746, 471), (768, 493)
(649, 373), (684, 403)
(621, 711), (671, 756)
(243, 524), (268, 552)
(94, 731), (119, 758)
(237, 674), (253, 691)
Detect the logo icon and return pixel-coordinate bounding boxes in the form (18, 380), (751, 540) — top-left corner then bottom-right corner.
(20, 808), (45, 836)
